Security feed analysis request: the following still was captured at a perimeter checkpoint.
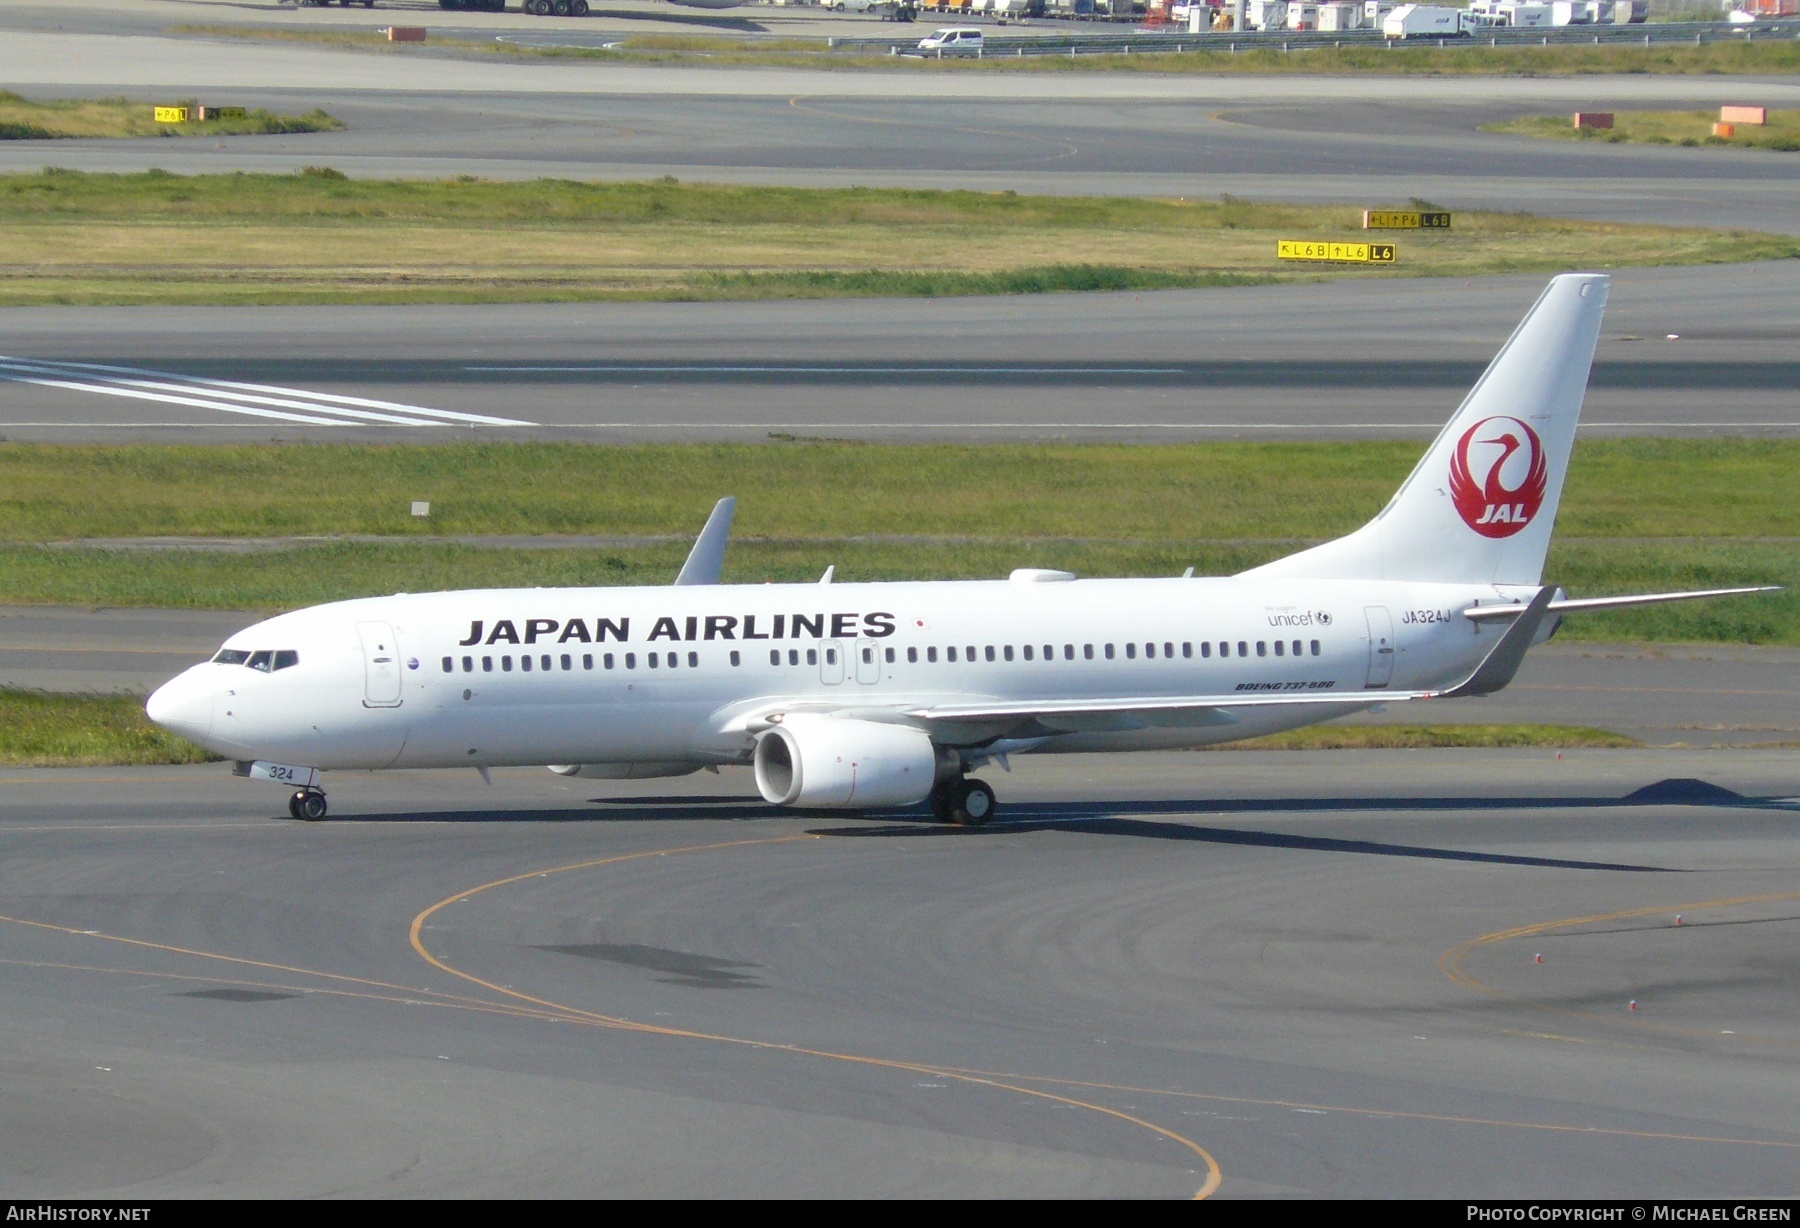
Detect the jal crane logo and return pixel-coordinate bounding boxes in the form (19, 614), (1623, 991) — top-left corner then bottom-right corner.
(1448, 415), (1547, 539)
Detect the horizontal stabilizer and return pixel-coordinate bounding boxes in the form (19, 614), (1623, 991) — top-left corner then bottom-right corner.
(1464, 585), (1782, 622)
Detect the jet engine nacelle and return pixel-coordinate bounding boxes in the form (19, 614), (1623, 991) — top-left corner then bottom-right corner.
(753, 714), (937, 809)
(548, 762), (704, 780)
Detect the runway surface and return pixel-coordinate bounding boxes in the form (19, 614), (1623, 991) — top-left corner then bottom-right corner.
(1, 749), (1796, 1196)
(3, 264), (1797, 441)
(4, 7), (1800, 230)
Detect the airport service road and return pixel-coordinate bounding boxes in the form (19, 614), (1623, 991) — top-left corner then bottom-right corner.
(0, 750), (1795, 1197)
(4, 603), (1795, 746)
(5, 10), (1800, 231)
(1, 264), (1796, 442)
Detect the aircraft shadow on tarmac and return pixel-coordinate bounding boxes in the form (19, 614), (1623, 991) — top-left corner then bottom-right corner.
(816, 815), (1673, 874)
(303, 778), (1800, 873)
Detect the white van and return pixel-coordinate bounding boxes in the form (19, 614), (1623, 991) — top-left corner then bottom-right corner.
(916, 26), (985, 54)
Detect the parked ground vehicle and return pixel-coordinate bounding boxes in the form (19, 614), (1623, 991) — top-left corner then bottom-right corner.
(1381, 3), (1472, 35)
(915, 26), (985, 54)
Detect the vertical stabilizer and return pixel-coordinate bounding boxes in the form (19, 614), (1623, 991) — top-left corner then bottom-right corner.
(1245, 273), (1608, 585)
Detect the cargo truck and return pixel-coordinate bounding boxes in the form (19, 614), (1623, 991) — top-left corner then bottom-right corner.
(1382, 3), (1473, 35)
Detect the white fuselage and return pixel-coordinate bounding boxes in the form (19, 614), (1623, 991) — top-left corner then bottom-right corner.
(149, 574), (1525, 773)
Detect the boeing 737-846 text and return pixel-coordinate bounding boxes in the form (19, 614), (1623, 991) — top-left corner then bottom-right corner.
(146, 275), (1775, 823)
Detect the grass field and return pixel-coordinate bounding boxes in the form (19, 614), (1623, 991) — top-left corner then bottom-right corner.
(1485, 109), (1800, 151)
(0, 440), (1790, 542)
(0, 441), (1790, 643)
(0, 92), (341, 141)
(0, 690), (215, 766)
(177, 23), (1800, 76)
(0, 171), (1790, 305)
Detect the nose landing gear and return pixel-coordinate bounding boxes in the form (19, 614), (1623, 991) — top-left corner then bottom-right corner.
(289, 789), (328, 821)
(930, 776), (996, 826)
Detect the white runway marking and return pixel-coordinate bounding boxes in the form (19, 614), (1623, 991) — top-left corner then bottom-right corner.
(0, 357), (534, 429)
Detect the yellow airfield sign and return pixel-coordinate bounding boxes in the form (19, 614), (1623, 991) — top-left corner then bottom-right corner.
(1277, 240), (1396, 266)
(1364, 210), (1451, 230)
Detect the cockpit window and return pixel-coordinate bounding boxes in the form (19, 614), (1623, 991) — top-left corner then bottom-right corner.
(215, 648), (299, 671)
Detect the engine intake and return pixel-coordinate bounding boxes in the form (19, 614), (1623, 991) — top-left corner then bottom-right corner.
(754, 714), (937, 809)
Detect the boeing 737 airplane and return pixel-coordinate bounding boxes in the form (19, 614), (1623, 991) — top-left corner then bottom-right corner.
(146, 274), (1773, 823)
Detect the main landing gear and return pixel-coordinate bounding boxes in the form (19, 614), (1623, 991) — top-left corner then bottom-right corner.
(930, 776), (996, 827)
(289, 789), (328, 821)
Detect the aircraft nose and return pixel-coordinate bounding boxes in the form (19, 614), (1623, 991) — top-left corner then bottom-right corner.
(146, 670), (215, 742)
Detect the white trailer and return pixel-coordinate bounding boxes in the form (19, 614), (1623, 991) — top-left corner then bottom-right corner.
(1317, 1), (1362, 27)
(1246, 0), (1289, 27)
(1382, 3), (1471, 35)
(1484, 0), (1552, 23)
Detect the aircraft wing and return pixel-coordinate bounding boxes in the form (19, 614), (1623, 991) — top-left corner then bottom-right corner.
(889, 587), (1560, 730)
(673, 497), (736, 586)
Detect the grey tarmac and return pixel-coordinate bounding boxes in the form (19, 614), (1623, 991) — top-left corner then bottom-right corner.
(0, 748), (1796, 1197)
(2, 264), (1797, 441)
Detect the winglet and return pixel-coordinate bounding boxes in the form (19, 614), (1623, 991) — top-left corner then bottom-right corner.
(1437, 585), (1556, 699)
(673, 497), (736, 587)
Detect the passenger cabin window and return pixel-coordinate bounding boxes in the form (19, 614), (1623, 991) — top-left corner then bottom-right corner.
(463, 656), (474, 672)
(1257, 641), (1267, 657)
(770, 649), (781, 666)
(886, 647), (896, 664)
(688, 651), (699, 668)
(1311, 640), (1321, 656)
(442, 656), (453, 673)
(1104, 644), (1115, 660)
(583, 654), (594, 670)
(1003, 646), (1013, 662)
(603, 653), (615, 669)
(730, 651), (741, 667)
(1201, 642), (1211, 658)
(907, 647), (918, 663)
(1238, 641), (1248, 657)
(1022, 645), (1033, 661)
(502, 656), (513, 671)
(1181, 643), (1192, 659)
(1084, 644), (1094, 660)
(483, 656), (494, 672)
(927, 647), (938, 663)
(806, 649), (818, 666)
(1275, 641), (1285, 656)
(1126, 643), (1137, 660)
